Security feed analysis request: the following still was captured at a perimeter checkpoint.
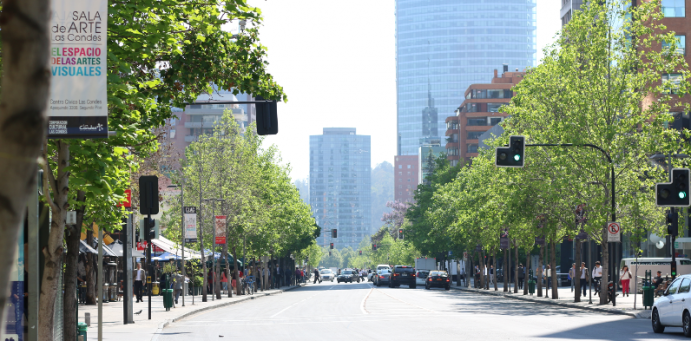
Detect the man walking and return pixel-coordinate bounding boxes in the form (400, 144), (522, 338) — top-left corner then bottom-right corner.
(580, 262), (588, 297)
(134, 263), (145, 303)
(173, 269), (184, 305)
(569, 263), (576, 292)
(517, 264), (525, 290)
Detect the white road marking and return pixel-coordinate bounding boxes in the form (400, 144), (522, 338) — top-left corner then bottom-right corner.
(360, 284), (374, 314)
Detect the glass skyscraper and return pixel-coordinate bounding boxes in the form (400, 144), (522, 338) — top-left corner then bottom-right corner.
(310, 128), (371, 250)
(396, 0), (536, 155)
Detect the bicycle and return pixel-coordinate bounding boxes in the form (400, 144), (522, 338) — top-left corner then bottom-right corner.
(243, 276), (255, 295)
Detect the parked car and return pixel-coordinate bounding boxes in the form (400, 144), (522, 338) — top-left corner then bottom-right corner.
(337, 269), (360, 283)
(652, 274), (691, 336)
(377, 264), (391, 271)
(374, 269), (391, 287)
(416, 270), (430, 286)
(425, 270), (451, 290)
(320, 269), (335, 282)
(390, 265), (416, 288)
(367, 269), (377, 282)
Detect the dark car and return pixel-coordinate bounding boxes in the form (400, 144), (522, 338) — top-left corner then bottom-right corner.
(337, 269), (360, 283)
(375, 269), (391, 287)
(389, 265), (416, 288)
(425, 270), (451, 290)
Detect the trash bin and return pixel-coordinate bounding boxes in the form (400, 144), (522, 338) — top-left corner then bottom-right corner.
(528, 279), (536, 295)
(102, 284), (109, 303)
(78, 322), (87, 340)
(163, 289), (173, 311)
(643, 285), (654, 309)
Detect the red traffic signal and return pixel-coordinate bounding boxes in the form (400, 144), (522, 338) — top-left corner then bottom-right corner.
(372, 244), (377, 251)
(398, 229), (404, 239)
(330, 243), (334, 249)
(359, 250), (362, 255)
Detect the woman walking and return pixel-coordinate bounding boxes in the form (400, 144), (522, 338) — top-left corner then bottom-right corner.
(620, 265), (632, 297)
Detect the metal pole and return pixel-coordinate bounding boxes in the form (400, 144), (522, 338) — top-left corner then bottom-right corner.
(27, 172), (39, 341)
(125, 213), (133, 323)
(212, 201), (215, 301)
(98, 226), (104, 341)
(588, 238), (592, 304)
(147, 213), (152, 320)
(199, 140), (207, 302)
(181, 179), (185, 307)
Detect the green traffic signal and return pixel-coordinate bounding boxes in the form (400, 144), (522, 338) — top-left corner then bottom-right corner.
(513, 154), (521, 161)
(680, 191), (687, 199)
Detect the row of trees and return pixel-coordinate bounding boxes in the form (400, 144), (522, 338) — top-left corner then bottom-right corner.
(161, 112), (320, 299)
(0, 1), (299, 340)
(403, 0), (691, 304)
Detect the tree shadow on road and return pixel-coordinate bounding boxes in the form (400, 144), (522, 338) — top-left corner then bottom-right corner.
(538, 319), (685, 340)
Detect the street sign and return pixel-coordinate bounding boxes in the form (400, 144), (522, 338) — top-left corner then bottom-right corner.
(66, 211), (76, 225)
(535, 237), (545, 246)
(463, 252), (468, 261)
(607, 221), (621, 242)
(183, 206), (197, 243)
(214, 216), (226, 244)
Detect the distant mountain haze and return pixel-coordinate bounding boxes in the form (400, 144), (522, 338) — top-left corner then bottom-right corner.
(370, 161), (394, 234)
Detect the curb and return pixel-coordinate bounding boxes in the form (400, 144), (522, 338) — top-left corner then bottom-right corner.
(150, 285), (303, 341)
(451, 286), (644, 318)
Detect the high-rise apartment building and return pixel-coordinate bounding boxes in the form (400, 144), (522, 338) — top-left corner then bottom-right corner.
(396, 0), (536, 157)
(310, 128), (371, 250)
(445, 66), (526, 165)
(560, 0), (583, 26)
(394, 155), (418, 203)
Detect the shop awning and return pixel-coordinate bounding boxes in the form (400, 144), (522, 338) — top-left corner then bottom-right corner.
(150, 236), (201, 259)
(80, 239), (117, 257)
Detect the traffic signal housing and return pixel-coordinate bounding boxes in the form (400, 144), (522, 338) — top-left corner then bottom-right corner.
(330, 243), (334, 249)
(255, 95), (278, 135)
(495, 135), (525, 168)
(372, 244), (377, 251)
(667, 210), (679, 237)
(359, 250), (362, 255)
(656, 168), (691, 207)
(141, 218), (159, 241)
(398, 229), (404, 239)
(672, 261), (678, 278)
(331, 229), (337, 238)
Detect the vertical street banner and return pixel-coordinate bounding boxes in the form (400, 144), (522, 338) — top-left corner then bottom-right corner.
(48, 0), (108, 138)
(183, 207), (197, 243)
(500, 229), (509, 249)
(215, 216), (227, 245)
(1, 228), (23, 341)
(575, 204), (588, 240)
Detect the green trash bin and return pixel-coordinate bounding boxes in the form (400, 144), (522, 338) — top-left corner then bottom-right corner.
(643, 285), (654, 309)
(163, 289), (173, 311)
(528, 279), (536, 295)
(78, 322), (87, 341)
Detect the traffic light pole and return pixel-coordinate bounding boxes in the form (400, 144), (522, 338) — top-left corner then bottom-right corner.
(523, 143), (617, 306)
(147, 213), (152, 320)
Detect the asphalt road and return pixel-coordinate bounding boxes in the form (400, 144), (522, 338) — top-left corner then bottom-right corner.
(157, 280), (686, 341)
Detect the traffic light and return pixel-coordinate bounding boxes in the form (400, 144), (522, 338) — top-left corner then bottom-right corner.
(656, 168), (691, 207)
(671, 261), (678, 278)
(329, 251), (332, 256)
(332, 229), (337, 238)
(495, 135), (525, 168)
(255, 95), (278, 135)
(141, 218), (159, 241)
(330, 242), (334, 249)
(139, 176), (159, 215)
(372, 244), (377, 251)
(398, 229), (404, 239)
(667, 209), (679, 237)
(359, 250), (362, 255)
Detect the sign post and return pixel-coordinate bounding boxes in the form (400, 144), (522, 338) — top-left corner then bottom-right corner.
(607, 222), (621, 243)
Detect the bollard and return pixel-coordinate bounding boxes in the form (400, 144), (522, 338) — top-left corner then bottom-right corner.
(85, 312), (91, 327)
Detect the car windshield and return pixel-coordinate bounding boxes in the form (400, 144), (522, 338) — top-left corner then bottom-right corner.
(378, 269), (390, 274)
(343, 271), (352, 275)
(395, 267), (414, 273)
(417, 271), (429, 278)
(430, 271), (448, 277)
(320, 270), (331, 274)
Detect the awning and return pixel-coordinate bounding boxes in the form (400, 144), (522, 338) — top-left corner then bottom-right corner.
(80, 239), (117, 257)
(150, 236), (201, 259)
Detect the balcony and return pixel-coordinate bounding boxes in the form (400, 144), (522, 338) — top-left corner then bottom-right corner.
(184, 135), (198, 142)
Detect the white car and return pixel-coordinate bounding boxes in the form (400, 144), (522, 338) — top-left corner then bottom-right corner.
(416, 270), (430, 286)
(320, 269), (335, 282)
(652, 274), (691, 336)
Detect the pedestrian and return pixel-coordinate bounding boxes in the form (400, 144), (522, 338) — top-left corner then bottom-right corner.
(568, 263), (576, 293)
(133, 263), (145, 303)
(474, 265), (480, 288)
(517, 264), (525, 290)
(295, 267), (301, 284)
(580, 262), (589, 297)
(489, 265), (494, 287)
(620, 265), (632, 297)
(221, 271), (228, 294)
(592, 261), (602, 296)
(173, 270), (184, 305)
(545, 265), (551, 292)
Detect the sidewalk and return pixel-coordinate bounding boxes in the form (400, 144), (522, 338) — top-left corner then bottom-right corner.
(77, 284), (304, 341)
(452, 283), (655, 319)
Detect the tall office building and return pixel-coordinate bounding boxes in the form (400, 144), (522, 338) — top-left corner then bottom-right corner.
(310, 128), (371, 250)
(396, 0), (536, 156)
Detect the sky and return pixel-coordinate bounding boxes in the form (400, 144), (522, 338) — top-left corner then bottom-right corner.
(250, 0), (562, 182)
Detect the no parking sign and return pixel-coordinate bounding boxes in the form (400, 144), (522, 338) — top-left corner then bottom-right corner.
(607, 222), (621, 242)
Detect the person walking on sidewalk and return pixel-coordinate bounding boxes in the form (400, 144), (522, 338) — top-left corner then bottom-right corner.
(173, 270), (184, 305)
(517, 264), (525, 290)
(620, 265), (632, 297)
(134, 263), (145, 303)
(545, 265), (552, 292)
(592, 261), (603, 296)
(580, 262), (589, 297)
(569, 263), (576, 292)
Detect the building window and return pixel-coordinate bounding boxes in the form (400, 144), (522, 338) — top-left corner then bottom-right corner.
(663, 73), (683, 94)
(487, 103), (503, 112)
(662, 0), (685, 17)
(407, 165), (411, 169)
(398, 165), (402, 169)
(490, 117), (503, 126)
(467, 144), (478, 153)
(467, 118), (487, 126)
(467, 131), (484, 140)
(466, 103), (480, 112)
(471, 89), (486, 99)
(170, 130), (176, 139)
(663, 35), (686, 55)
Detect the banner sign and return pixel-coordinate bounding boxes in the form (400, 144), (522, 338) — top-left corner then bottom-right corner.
(2, 227), (23, 341)
(500, 229), (509, 249)
(607, 221), (621, 242)
(215, 215), (226, 245)
(183, 207), (197, 243)
(48, 0), (108, 138)
(136, 241), (164, 253)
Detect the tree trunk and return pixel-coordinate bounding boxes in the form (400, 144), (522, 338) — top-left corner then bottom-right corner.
(514, 244), (518, 293)
(601, 232), (609, 305)
(523, 250), (529, 295)
(503, 249), (508, 292)
(479, 251), (485, 289)
(551, 241), (558, 299)
(575, 239), (582, 302)
(0, 0), (51, 330)
(537, 246), (543, 297)
(63, 190), (85, 341)
(85, 230), (96, 304)
(493, 253), (498, 291)
(39, 141), (70, 340)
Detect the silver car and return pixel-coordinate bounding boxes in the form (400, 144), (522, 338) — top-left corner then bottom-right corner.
(374, 269), (392, 287)
(320, 269), (335, 282)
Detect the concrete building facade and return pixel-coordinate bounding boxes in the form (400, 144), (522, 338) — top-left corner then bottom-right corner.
(394, 155), (419, 203)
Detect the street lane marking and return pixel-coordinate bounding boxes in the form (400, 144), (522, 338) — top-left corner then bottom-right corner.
(361, 284), (374, 315)
(373, 287), (435, 313)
